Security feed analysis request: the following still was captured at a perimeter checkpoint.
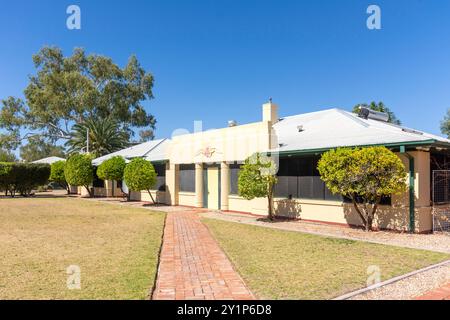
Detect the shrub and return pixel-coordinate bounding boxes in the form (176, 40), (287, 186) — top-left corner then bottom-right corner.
(318, 146), (407, 231)
(49, 160), (69, 193)
(238, 153), (278, 220)
(64, 154), (94, 197)
(97, 156), (127, 197)
(97, 156), (126, 182)
(0, 162), (50, 197)
(123, 158), (157, 203)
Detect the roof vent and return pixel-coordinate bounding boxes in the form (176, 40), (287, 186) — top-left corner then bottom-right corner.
(228, 120), (237, 127)
(297, 125), (304, 132)
(402, 128), (423, 135)
(357, 106), (389, 122)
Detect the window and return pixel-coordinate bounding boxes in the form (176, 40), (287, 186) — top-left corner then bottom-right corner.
(153, 163), (166, 191)
(274, 156), (342, 201)
(229, 164), (241, 195)
(179, 164), (195, 192)
(343, 195), (392, 206)
(93, 169), (105, 188)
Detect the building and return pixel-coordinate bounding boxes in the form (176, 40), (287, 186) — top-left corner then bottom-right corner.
(31, 156), (65, 164)
(93, 102), (450, 233)
(89, 139), (169, 198)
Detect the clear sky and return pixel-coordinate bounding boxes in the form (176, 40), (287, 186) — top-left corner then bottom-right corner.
(1, 0), (450, 142)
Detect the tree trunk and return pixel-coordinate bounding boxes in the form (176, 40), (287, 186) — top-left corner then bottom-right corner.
(147, 189), (157, 205)
(267, 183), (275, 220)
(85, 185), (93, 198)
(351, 196), (367, 229)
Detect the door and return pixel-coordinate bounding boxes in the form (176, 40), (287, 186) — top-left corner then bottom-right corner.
(204, 166), (220, 210)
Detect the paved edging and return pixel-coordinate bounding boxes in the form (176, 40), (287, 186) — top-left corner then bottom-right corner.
(332, 259), (450, 300)
(415, 282), (450, 300)
(152, 210), (255, 300)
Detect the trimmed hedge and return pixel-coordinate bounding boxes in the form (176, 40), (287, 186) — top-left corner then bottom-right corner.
(97, 156), (126, 181)
(64, 154), (94, 197)
(124, 158), (157, 203)
(49, 160), (68, 193)
(0, 162), (51, 197)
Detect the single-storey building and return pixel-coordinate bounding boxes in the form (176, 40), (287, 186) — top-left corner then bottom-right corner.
(32, 156), (65, 164)
(92, 102), (450, 233)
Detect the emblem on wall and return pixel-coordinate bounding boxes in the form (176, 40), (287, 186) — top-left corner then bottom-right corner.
(196, 146), (220, 158)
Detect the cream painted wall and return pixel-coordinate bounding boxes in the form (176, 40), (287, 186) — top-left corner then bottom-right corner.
(130, 190), (166, 203)
(168, 121), (276, 164)
(226, 151), (433, 232)
(178, 192), (197, 207)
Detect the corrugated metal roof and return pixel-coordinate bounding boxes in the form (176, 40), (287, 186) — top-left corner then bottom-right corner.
(32, 156), (65, 164)
(92, 139), (168, 166)
(144, 139), (170, 162)
(272, 108), (450, 153)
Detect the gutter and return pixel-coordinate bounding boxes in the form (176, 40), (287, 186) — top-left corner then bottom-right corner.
(276, 139), (437, 157)
(400, 145), (415, 233)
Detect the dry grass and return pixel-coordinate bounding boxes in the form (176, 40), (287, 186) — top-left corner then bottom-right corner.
(203, 218), (450, 300)
(0, 197), (165, 300)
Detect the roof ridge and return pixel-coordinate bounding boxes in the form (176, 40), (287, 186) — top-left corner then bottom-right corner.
(142, 138), (166, 157)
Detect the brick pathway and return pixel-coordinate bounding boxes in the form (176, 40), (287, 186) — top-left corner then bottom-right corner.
(152, 210), (255, 300)
(415, 282), (450, 300)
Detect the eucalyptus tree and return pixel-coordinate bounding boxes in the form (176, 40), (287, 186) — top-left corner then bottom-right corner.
(0, 46), (156, 150)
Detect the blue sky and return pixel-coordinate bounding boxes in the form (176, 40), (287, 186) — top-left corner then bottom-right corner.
(1, 0), (450, 145)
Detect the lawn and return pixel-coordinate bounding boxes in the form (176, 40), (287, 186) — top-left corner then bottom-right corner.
(0, 197), (165, 300)
(203, 218), (450, 300)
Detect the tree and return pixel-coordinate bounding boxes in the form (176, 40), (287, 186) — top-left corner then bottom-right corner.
(66, 117), (130, 157)
(139, 129), (155, 142)
(238, 153), (278, 220)
(123, 158), (157, 203)
(440, 109), (450, 138)
(19, 137), (65, 162)
(318, 147), (407, 231)
(0, 149), (17, 162)
(64, 154), (94, 197)
(49, 160), (69, 193)
(97, 156), (126, 196)
(352, 101), (401, 125)
(0, 46), (156, 150)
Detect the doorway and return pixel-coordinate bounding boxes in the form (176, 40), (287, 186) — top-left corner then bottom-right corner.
(203, 165), (221, 210)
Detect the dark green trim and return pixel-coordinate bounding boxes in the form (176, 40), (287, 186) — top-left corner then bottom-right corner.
(400, 146), (415, 233)
(149, 160), (168, 165)
(277, 139), (437, 157)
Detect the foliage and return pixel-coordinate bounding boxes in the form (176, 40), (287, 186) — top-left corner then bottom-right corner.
(19, 136), (65, 162)
(49, 160), (69, 192)
(318, 147), (407, 231)
(123, 158), (157, 202)
(97, 156), (126, 181)
(66, 117), (130, 157)
(440, 109), (450, 138)
(0, 46), (156, 150)
(0, 162), (50, 196)
(64, 154), (94, 197)
(238, 153), (278, 220)
(352, 101), (401, 125)
(139, 129), (155, 142)
(0, 149), (17, 162)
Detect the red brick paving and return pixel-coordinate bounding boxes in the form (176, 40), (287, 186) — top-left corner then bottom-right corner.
(415, 282), (450, 300)
(152, 210), (255, 300)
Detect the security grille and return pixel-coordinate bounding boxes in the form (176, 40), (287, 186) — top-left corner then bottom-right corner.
(432, 170), (450, 232)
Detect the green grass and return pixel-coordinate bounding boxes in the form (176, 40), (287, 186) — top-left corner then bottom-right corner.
(203, 218), (449, 300)
(0, 197), (165, 300)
